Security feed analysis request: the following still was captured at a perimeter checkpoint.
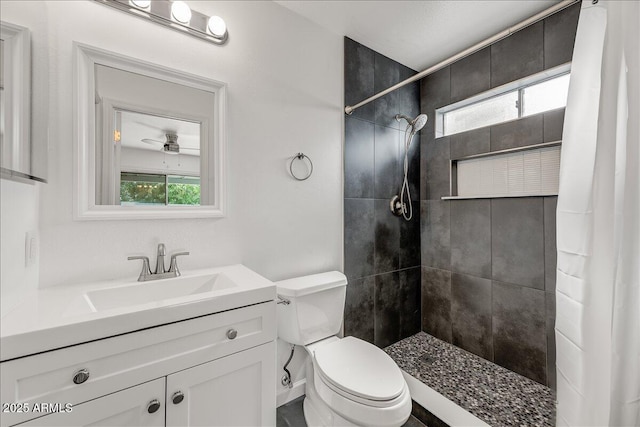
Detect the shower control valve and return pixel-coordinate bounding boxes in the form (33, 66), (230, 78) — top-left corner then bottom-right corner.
(390, 195), (404, 217)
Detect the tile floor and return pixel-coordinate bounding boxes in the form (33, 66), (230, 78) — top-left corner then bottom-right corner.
(385, 332), (556, 427)
(276, 396), (425, 427)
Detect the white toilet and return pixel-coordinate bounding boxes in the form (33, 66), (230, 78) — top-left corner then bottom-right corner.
(276, 271), (412, 427)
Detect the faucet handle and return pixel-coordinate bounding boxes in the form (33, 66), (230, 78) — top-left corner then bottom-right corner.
(168, 252), (190, 275)
(128, 256), (151, 282)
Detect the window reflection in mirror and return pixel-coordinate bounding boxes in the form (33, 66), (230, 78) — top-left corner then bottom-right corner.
(120, 172), (201, 206)
(1, 39), (5, 160)
(1, 21), (32, 178)
(94, 64), (213, 207)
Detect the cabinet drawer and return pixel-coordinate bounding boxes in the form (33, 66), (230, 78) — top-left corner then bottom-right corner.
(1, 302), (275, 426)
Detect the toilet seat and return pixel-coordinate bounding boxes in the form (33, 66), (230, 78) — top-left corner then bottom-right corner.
(311, 337), (406, 405)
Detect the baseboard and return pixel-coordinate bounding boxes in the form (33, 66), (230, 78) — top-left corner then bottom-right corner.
(402, 371), (490, 427)
(276, 378), (306, 407)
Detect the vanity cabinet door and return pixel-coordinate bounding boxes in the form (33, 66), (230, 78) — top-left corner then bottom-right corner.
(16, 378), (165, 427)
(166, 341), (276, 427)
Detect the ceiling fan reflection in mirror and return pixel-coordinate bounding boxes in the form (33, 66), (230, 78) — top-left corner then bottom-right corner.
(141, 133), (200, 155)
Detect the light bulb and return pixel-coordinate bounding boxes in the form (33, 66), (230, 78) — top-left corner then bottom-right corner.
(207, 16), (227, 38)
(130, 0), (151, 8)
(171, 1), (191, 24)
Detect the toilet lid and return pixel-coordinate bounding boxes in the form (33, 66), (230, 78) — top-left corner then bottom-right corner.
(313, 336), (405, 401)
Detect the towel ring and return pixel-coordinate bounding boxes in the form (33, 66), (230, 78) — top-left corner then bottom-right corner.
(289, 153), (313, 181)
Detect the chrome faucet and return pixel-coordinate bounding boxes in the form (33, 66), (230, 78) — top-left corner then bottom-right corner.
(128, 243), (190, 282)
(155, 243), (166, 274)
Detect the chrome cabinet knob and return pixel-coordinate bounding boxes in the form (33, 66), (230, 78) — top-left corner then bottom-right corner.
(147, 399), (161, 414)
(172, 391), (184, 404)
(72, 369), (90, 384)
(226, 328), (237, 340)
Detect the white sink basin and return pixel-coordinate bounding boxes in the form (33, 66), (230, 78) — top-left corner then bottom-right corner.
(1, 264), (276, 362)
(85, 273), (237, 311)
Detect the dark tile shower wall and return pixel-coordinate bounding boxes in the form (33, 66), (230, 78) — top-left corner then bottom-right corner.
(344, 37), (422, 349)
(419, 3), (580, 388)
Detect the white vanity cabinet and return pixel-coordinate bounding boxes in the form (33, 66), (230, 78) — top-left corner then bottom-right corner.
(1, 302), (276, 427)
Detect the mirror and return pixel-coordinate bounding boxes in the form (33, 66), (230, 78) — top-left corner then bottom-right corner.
(1, 21), (37, 181)
(74, 43), (226, 220)
(108, 110), (202, 207)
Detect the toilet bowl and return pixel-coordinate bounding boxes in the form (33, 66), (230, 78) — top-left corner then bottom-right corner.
(276, 272), (411, 427)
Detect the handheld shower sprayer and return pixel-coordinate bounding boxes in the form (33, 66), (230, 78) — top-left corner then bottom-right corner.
(391, 113), (428, 221)
(395, 114), (428, 134)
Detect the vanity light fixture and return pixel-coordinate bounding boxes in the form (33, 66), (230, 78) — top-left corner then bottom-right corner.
(129, 0), (150, 9)
(94, 0), (229, 45)
(170, 1), (191, 24)
(207, 16), (226, 38)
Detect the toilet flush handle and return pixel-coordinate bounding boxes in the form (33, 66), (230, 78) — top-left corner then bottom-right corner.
(277, 296), (290, 305)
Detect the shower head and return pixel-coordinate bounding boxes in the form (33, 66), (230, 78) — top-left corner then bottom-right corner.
(395, 113), (428, 133)
(412, 114), (428, 132)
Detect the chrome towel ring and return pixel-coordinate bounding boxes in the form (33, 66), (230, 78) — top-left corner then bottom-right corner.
(289, 153), (313, 181)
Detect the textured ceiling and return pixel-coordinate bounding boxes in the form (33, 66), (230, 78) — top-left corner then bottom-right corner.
(275, 0), (561, 71)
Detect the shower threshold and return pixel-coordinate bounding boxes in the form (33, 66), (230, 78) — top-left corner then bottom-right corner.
(385, 332), (556, 427)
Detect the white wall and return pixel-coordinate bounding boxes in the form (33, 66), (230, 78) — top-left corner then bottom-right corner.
(0, 179), (39, 316)
(1, 1), (343, 404)
(0, 0), (343, 288)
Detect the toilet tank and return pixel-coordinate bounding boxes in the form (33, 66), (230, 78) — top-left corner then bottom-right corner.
(275, 271), (347, 346)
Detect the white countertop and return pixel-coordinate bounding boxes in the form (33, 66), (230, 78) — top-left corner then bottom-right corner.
(0, 264), (275, 361)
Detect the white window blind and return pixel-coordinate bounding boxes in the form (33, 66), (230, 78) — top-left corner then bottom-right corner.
(456, 145), (560, 198)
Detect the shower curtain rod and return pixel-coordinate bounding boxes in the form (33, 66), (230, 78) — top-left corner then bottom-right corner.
(344, 0), (579, 115)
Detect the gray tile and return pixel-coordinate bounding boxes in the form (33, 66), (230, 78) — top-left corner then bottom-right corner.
(544, 108), (565, 142)
(420, 66), (451, 112)
(399, 267), (422, 340)
(402, 415), (427, 427)
(420, 200), (450, 270)
(421, 267), (452, 343)
(375, 271), (401, 348)
(345, 117), (374, 198)
(490, 114), (543, 151)
(546, 292), (557, 390)
(400, 202), (421, 269)
(491, 21), (544, 87)
(374, 199), (400, 274)
(450, 47), (491, 103)
(344, 276), (375, 344)
(410, 401), (449, 427)
(399, 65), (420, 125)
(492, 281), (547, 385)
(344, 198), (375, 279)
(451, 273), (493, 360)
(277, 396), (307, 427)
(544, 3), (580, 69)
(450, 127), (490, 159)
(422, 136), (451, 200)
(344, 37), (375, 122)
(544, 197), (558, 292)
(406, 131), (421, 203)
(374, 125), (400, 199)
(491, 198), (545, 289)
(450, 199), (492, 279)
(374, 53), (400, 129)
(419, 67), (450, 200)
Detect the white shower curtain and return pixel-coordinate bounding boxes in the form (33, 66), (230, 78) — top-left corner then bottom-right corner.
(555, 0), (640, 426)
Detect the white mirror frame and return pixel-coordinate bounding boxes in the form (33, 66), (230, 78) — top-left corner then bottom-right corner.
(73, 43), (226, 220)
(1, 21), (32, 178)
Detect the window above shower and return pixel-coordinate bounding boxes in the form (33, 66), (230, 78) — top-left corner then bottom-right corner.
(435, 64), (570, 137)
